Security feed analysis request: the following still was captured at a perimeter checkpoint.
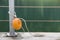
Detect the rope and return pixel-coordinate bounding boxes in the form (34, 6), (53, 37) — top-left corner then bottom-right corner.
(20, 18), (29, 32)
(20, 18), (34, 36)
(21, 27), (25, 32)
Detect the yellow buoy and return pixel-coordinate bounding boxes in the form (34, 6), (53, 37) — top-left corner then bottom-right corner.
(12, 18), (22, 30)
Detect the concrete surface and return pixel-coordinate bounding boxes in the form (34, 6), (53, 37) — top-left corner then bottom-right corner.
(0, 32), (60, 40)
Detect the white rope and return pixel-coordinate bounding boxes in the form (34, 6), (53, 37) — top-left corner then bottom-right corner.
(20, 18), (34, 37)
(21, 27), (25, 32)
(20, 18), (29, 32)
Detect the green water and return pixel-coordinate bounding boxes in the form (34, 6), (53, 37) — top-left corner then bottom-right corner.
(0, 0), (60, 32)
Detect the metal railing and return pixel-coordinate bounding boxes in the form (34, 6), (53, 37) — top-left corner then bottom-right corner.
(0, 20), (60, 22)
(0, 6), (60, 8)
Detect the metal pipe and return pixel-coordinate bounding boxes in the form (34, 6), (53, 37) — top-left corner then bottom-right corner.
(9, 0), (15, 36)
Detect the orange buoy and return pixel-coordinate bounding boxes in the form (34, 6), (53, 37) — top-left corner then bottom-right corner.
(12, 18), (22, 30)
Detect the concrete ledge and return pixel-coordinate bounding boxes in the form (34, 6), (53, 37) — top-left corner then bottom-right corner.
(0, 32), (60, 40)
